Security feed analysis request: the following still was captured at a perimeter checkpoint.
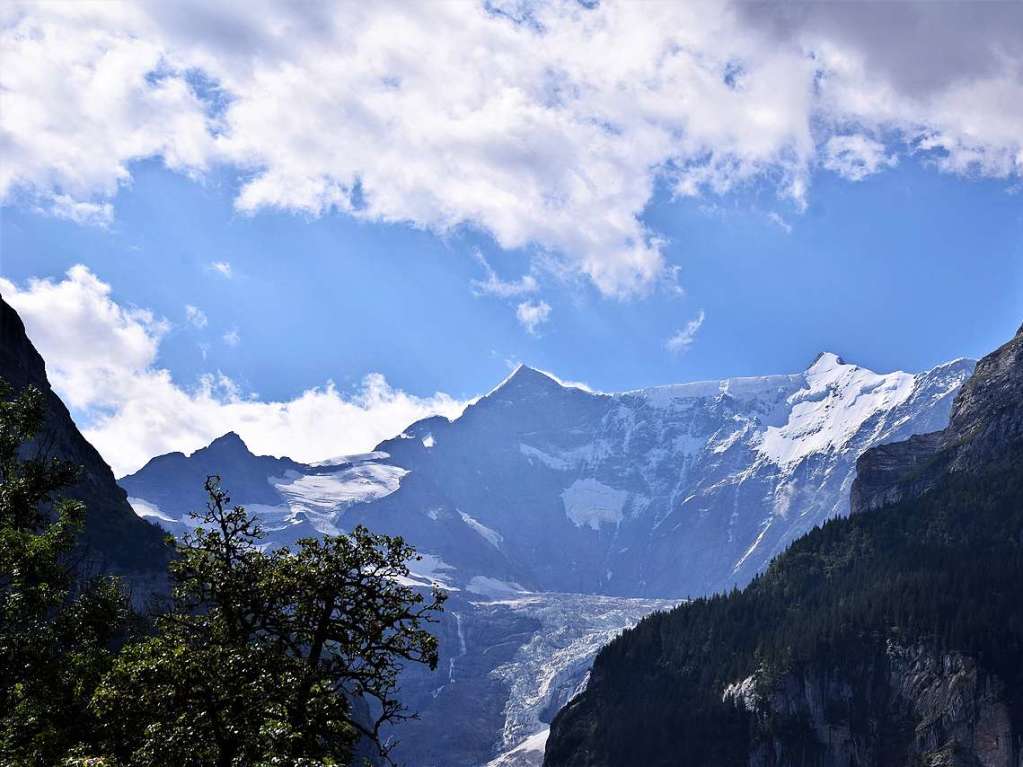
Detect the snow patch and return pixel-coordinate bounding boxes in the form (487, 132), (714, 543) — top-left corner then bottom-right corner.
(485, 728), (550, 767)
(127, 496), (174, 524)
(561, 478), (628, 530)
(397, 552), (459, 591)
(466, 576), (529, 598)
(459, 511), (503, 547)
(757, 355), (916, 466)
(270, 463), (407, 514)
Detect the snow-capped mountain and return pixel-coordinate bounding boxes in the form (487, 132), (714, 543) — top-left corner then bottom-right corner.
(118, 352), (974, 765)
(122, 352), (973, 599)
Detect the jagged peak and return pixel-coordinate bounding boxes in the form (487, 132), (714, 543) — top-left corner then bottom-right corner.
(200, 431), (252, 454)
(486, 364), (567, 397)
(807, 351), (848, 373)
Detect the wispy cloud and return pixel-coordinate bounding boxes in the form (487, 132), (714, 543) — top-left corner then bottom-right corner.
(210, 261), (233, 278)
(185, 304), (208, 329)
(766, 211), (792, 234)
(666, 310), (706, 354)
(516, 300), (551, 335)
(45, 194), (114, 227)
(222, 328), (240, 347)
(471, 251), (538, 298)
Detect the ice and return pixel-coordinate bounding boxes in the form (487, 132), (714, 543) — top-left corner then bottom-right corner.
(459, 511), (503, 548)
(561, 478), (628, 530)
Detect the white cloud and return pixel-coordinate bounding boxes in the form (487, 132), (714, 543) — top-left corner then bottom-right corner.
(766, 211), (792, 233)
(209, 261), (233, 278)
(471, 251), (538, 298)
(1, 266), (465, 475)
(1, 2), (1021, 295)
(823, 135), (898, 181)
(0, 265), (168, 410)
(222, 328), (240, 346)
(46, 194), (114, 227)
(185, 304), (208, 328)
(666, 310), (705, 354)
(516, 300), (552, 335)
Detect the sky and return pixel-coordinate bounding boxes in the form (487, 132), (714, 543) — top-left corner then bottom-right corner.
(1, 1), (1022, 475)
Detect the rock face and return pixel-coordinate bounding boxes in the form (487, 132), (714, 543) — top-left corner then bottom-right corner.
(0, 295), (169, 596)
(729, 643), (1018, 767)
(852, 325), (1023, 515)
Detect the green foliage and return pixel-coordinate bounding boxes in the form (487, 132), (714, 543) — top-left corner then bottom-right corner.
(1, 377), (445, 766)
(548, 444), (1023, 767)
(0, 380), (132, 765)
(91, 476), (446, 767)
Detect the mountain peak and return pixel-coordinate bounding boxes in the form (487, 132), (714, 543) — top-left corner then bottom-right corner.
(807, 351), (847, 373)
(491, 364), (561, 392)
(203, 431), (251, 454)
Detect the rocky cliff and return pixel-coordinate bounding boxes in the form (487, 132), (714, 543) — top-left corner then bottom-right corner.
(852, 324), (1023, 515)
(0, 294), (169, 595)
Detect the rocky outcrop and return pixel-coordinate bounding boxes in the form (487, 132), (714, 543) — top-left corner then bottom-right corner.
(852, 326), (1023, 515)
(0, 295), (169, 596)
(729, 643), (1020, 767)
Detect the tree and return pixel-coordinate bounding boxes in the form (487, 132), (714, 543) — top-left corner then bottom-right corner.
(92, 476), (446, 766)
(0, 380), (131, 765)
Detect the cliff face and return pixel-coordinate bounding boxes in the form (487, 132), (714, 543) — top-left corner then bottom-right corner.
(852, 326), (1023, 515)
(730, 643), (1018, 767)
(544, 323), (1023, 767)
(0, 295), (169, 595)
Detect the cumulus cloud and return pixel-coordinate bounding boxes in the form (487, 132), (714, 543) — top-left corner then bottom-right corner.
(184, 304), (208, 328)
(1, 2), (1021, 296)
(823, 135), (898, 181)
(221, 328), (240, 347)
(47, 195), (114, 227)
(666, 310), (706, 354)
(516, 300), (552, 335)
(1, 266), (464, 475)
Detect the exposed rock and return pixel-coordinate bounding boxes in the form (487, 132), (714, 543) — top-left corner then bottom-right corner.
(728, 643), (1020, 767)
(853, 330), (1023, 515)
(0, 294), (169, 597)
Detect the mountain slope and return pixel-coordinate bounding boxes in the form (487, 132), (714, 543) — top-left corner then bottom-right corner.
(543, 325), (1023, 767)
(122, 354), (973, 600)
(0, 294), (169, 593)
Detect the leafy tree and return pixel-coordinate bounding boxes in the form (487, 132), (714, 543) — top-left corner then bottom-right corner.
(0, 380), (131, 765)
(92, 476), (446, 766)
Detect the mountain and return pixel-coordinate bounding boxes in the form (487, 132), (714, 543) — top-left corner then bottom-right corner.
(119, 352), (973, 764)
(123, 353), (973, 599)
(0, 295), (170, 596)
(543, 325), (1023, 767)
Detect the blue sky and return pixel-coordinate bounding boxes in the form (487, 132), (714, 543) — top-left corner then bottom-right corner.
(1, 2), (1021, 473)
(4, 156), (1020, 399)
